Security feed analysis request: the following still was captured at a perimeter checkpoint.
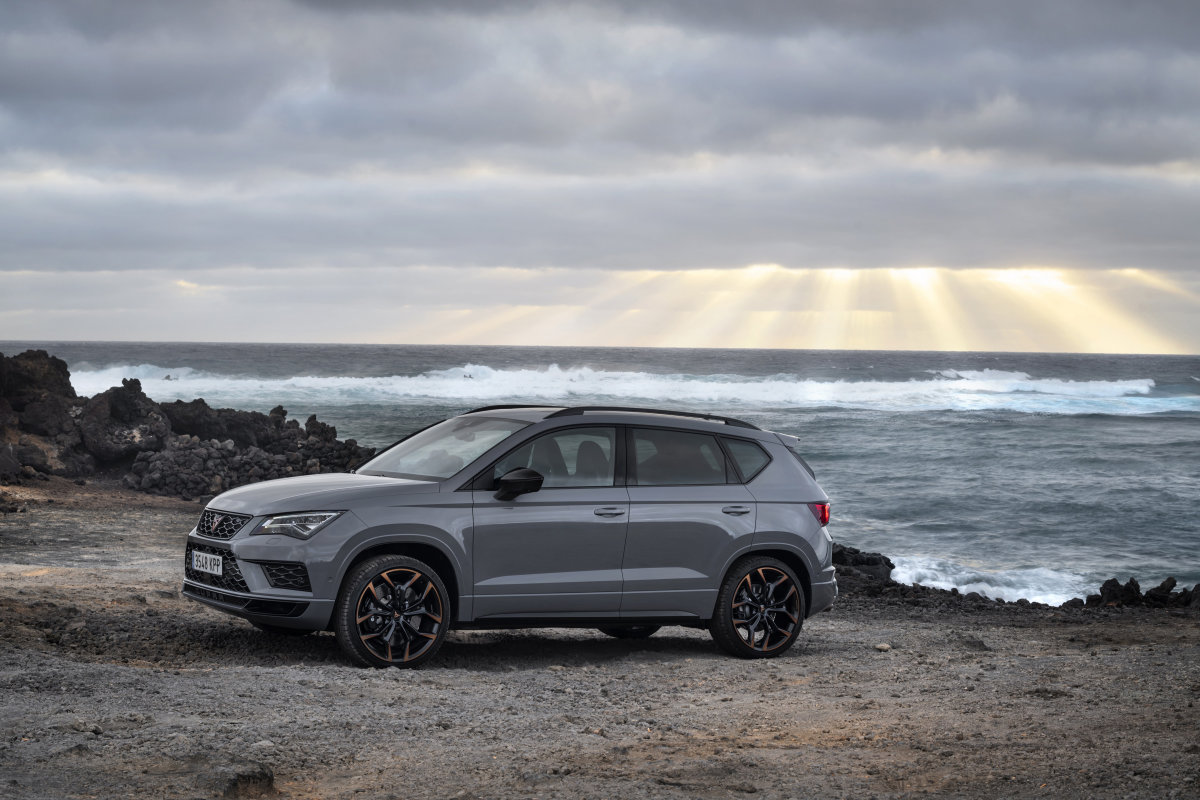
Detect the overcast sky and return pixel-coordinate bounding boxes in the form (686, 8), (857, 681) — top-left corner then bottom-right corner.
(2, 0), (1198, 353)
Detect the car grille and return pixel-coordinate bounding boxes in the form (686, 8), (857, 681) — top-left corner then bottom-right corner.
(258, 561), (312, 592)
(185, 543), (250, 593)
(196, 509), (252, 540)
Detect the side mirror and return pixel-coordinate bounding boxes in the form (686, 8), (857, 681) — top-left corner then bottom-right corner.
(494, 467), (544, 501)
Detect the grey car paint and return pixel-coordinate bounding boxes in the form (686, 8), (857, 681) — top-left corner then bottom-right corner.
(182, 407), (836, 637)
(621, 483), (757, 618)
(471, 485), (630, 617)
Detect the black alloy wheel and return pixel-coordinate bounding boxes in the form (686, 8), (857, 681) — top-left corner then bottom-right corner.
(597, 625), (661, 640)
(709, 556), (805, 658)
(335, 555), (449, 668)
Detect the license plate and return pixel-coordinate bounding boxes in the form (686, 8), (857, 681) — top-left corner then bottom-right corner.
(192, 551), (224, 577)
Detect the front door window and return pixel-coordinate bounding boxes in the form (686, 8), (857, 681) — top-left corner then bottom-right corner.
(491, 426), (617, 488)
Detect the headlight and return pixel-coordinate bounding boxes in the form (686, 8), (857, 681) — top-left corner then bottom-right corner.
(253, 512), (343, 540)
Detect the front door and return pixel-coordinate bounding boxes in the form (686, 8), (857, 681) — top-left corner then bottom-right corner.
(470, 426), (628, 618)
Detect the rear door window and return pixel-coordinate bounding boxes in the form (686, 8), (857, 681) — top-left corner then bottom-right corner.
(631, 428), (730, 486)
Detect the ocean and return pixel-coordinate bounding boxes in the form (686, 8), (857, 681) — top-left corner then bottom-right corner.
(6, 340), (1199, 605)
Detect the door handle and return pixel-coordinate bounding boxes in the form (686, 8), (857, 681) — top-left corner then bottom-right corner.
(721, 505), (752, 516)
(593, 507), (626, 517)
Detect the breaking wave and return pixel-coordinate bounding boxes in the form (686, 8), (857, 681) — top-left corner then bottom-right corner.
(890, 556), (1093, 606)
(67, 363), (1197, 416)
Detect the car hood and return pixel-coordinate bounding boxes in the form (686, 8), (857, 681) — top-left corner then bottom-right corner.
(208, 473), (439, 516)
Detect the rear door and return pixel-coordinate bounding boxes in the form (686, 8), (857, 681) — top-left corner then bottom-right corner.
(470, 426), (628, 618)
(621, 427), (756, 619)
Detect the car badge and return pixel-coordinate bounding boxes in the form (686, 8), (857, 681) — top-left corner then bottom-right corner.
(210, 514), (224, 533)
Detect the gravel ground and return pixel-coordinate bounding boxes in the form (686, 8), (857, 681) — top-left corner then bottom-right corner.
(1, 478), (1198, 799)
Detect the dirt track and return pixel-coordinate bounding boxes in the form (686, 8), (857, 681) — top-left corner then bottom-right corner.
(1, 478), (1198, 799)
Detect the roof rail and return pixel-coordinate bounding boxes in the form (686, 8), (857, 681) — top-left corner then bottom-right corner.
(464, 404), (562, 414)
(545, 406), (760, 430)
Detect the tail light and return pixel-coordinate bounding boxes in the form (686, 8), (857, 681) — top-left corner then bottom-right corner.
(807, 502), (830, 526)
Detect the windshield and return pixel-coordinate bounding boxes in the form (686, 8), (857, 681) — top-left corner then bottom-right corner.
(358, 416), (530, 480)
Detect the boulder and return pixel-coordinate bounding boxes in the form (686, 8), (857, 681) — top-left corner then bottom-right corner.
(19, 394), (82, 437)
(1143, 577), (1177, 606)
(1098, 577), (1142, 606)
(304, 414), (338, 441)
(15, 435), (65, 473)
(0, 443), (21, 480)
(0, 350), (76, 411)
(78, 379), (170, 462)
(833, 543), (895, 582)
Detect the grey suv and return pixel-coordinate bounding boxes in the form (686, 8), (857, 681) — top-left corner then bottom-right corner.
(182, 406), (836, 667)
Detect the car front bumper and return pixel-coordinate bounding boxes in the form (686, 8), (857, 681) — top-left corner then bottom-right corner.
(182, 528), (339, 631)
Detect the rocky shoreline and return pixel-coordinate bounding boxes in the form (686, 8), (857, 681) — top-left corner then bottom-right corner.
(833, 544), (1199, 610)
(1, 349), (374, 499)
(3, 348), (1197, 611)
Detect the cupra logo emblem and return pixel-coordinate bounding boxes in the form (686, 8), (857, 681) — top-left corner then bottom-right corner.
(210, 514), (224, 533)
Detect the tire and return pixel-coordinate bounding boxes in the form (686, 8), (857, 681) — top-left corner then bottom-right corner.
(709, 556), (805, 659)
(334, 554), (450, 668)
(250, 622), (312, 637)
(597, 625), (661, 640)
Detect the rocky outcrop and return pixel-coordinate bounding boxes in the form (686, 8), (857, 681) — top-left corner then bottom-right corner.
(0, 349), (76, 410)
(1, 352), (169, 478)
(833, 543), (896, 582)
(125, 406), (374, 498)
(2, 350), (90, 478)
(827, 541), (1198, 611)
(1085, 576), (1195, 608)
(160, 400), (288, 450)
(0, 350), (374, 499)
(78, 379), (171, 461)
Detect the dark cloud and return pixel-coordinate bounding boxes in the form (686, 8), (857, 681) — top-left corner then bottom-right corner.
(0, 0), (1198, 279)
(4, 163), (1196, 273)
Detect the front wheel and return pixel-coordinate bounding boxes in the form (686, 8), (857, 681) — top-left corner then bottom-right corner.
(334, 555), (449, 668)
(709, 557), (805, 659)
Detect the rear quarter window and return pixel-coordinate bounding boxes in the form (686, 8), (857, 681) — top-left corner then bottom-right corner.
(722, 438), (771, 482)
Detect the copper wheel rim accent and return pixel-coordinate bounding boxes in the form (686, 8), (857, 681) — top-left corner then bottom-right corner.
(731, 567), (799, 652)
(355, 568), (444, 663)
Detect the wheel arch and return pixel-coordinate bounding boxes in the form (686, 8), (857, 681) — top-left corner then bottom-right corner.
(721, 548), (814, 618)
(342, 541), (462, 624)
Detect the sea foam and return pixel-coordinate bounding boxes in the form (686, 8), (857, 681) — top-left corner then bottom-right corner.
(67, 362), (1195, 416)
(890, 556), (1093, 606)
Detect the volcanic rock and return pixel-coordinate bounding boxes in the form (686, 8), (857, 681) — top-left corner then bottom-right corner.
(160, 399), (284, 450)
(0, 443), (21, 481)
(0, 349), (76, 411)
(1144, 577), (1177, 606)
(78, 379), (171, 462)
(1098, 578), (1143, 607)
(833, 543), (896, 582)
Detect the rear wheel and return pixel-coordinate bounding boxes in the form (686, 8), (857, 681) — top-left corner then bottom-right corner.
(334, 555), (449, 668)
(709, 556), (805, 659)
(597, 625), (661, 640)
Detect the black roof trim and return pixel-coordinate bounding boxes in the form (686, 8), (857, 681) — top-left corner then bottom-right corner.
(464, 404), (562, 414)
(545, 406), (760, 430)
